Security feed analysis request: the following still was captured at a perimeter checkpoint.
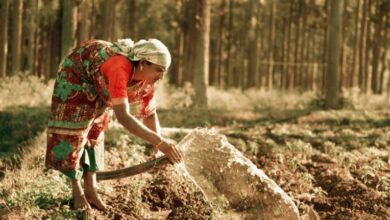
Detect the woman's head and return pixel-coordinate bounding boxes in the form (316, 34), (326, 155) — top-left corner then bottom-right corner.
(113, 38), (171, 69)
(113, 38), (171, 84)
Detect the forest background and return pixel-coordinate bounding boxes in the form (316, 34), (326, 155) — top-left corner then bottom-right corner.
(0, 0), (389, 108)
(0, 0), (390, 219)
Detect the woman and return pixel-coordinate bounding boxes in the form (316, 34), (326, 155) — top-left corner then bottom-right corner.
(45, 38), (183, 210)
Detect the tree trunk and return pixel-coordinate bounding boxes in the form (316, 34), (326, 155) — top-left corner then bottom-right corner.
(51, 12), (62, 79)
(307, 29), (314, 91)
(11, 0), (23, 75)
(169, 0), (184, 86)
(25, 0), (37, 75)
(183, 1), (197, 84)
(193, 0), (211, 108)
(34, 0), (42, 78)
(378, 15), (388, 94)
(286, 1), (294, 90)
(363, 0), (372, 93)
(127, 0), (137, 38)
(0, 0), (9, 77)
(102, 0), (115, 41)
(293, 2), (302, 89)
(247, 0), (259, 88)
(322, 0), (330, 93)
(339, 0), (347, 90)
(77, 0), (92, 42)
(217, 0), (226, 88)
(358, 0), (368, 91)
(350, 0), (361, 88)
(370, 0), (383, 94)
(266, 0), (276, 89)
(300, 1), (308, 91)
(281, 18), (287, 90)
(61, 0), (77, 58)
(90, 0), (98, 39)
(325, 0), (343, 109)
(226, 0), (234, 87)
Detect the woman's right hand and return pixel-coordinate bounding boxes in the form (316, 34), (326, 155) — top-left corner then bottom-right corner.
(156, 140), (183, 164)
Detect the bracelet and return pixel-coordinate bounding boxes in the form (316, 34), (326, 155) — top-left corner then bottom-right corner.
(155, 139), (165, 149)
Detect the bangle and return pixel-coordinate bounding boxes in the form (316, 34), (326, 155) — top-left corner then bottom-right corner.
(155, 139), (165, 149)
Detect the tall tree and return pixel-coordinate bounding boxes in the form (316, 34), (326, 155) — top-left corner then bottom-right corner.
(0, 0), (9, 77)
(293, 2), (302, 89)
(216, 0), (226, 88)
(225, 0), (234, 88)
(193, 0), (211, 108)
(325, 0), (343, 109)
(378, 13), (389, 94)
(247, 0), (260, 88)
(370, 0), (385, 94)
(102, 0), (115, 41)
(25, 0), (38, 75)
(11, 0), (23, 75)
(61, 0), (77, 58)
(322, 0), (330, 93)
(266, 0), (276, 89)
(358, 0), (368, 90)
(350, 0), (361, 88)
(285, 1), (294, 90)
(363, 0), (372, 93)
(77, 0), (92, 42)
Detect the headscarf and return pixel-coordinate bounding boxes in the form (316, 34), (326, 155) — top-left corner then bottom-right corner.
(113, 38), (171, 68)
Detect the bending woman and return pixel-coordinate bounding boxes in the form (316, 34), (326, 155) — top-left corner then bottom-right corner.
(45, 38), (183, 210)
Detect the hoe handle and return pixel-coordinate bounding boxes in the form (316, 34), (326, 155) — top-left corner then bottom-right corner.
(96, 156), (171, 181)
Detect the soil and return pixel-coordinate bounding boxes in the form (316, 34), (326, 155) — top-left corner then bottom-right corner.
(1, 110), (389, 219)
(73, 110), (390, 219)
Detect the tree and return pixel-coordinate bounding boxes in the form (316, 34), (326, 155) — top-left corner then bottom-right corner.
(371, 0), (386, 94)
(77, 0), (92, 42)
(25, 0), (38, 75)
(358, 0), (368, 90)
(61, 0), (77, 58)
(247, 0), (260, 88)
(325, 0), (343, 109)
(102, 0), (115, 41)
(266, 0), (276, 89)
(193, 0), (211, 108)
(0, 0), (9, 77)
(348, 0), (361, 89)
(11, 0), (23, 75)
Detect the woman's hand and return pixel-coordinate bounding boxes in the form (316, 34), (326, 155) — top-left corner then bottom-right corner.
(156, 140), (183, 164)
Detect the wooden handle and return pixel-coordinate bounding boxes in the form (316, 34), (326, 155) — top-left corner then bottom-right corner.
(96, 156), (171, 181)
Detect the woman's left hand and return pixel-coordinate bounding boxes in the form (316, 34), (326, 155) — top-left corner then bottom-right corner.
(155, 140), (183, 164)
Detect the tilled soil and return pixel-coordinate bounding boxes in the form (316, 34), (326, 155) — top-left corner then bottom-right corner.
(87, 110), (390, 219)
(253, 153), (390, 220)
(90, 166), (212, 219)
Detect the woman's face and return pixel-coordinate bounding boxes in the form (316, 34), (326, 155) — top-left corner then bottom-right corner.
(138, 60), (166, 84)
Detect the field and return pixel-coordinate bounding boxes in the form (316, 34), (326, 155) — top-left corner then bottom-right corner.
(0, 76), (389, 219)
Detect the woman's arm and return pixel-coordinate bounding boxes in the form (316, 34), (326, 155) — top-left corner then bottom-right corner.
(113, 102), (182, 163)
(142, 112), (161, 135)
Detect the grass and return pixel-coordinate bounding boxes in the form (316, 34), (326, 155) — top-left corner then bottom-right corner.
(0, 132), (76, 218)
(0, 75), (53, 111)
(0, 106), (49, 168)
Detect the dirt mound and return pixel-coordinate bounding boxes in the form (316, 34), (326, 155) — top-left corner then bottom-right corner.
(179, 129), (300, 219)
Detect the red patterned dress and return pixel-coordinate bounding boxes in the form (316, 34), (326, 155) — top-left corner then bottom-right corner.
(45, 40), (156, 179)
